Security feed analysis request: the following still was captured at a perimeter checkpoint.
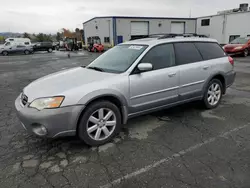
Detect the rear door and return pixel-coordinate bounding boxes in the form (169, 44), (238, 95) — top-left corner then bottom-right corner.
(174, 42), (209, 100)
(129, 43), (179, 114)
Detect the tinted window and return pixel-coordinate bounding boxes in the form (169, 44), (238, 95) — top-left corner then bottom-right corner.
(24, 42), (30, 45)
(230, 37), (248, 44)
(141, 43), (175, 70)
(194, 42), (225, 60)
(174, 43), (203, 65)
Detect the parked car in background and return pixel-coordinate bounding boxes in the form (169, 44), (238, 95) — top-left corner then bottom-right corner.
(223, 37), (250, 57)
(33, 42), (54, 53)
(0, 44), (33, 56)
(15, 35), (235, 146)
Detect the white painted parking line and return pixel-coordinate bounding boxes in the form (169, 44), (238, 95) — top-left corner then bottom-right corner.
(100, 123), (250, 188)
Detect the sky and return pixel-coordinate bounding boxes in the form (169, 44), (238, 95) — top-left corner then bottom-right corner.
(0, 0), (249, 33)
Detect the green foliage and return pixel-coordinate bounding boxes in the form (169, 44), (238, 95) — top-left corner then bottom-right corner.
(23, 32), (30, 39)
(35, 33), (52, 42)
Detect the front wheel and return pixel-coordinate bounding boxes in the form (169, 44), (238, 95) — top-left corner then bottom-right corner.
(203, 79), (223, 109)
(2, 51), (8, 56)
(78, 101), (121, 146)
(243, 49), (248, 57)
(24, 50), (30, 55)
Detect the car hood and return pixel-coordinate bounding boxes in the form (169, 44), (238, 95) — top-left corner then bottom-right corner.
(24, 67), (117, 102)
(224, 44), (244, 48)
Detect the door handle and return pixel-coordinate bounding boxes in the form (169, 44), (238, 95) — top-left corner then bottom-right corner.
(203, 66), (209, 70)
(168, 73), (176, 77)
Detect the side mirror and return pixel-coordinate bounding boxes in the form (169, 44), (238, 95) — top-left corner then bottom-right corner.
(137, 63), (153, 72)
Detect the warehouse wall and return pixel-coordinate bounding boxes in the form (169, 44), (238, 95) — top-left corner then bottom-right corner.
(116, 18), (196, 42)
(225, 12), (250, 43)
(196, 15), (224, 44)
(197, 11), (250, 44)
(83, 18), (113, 46)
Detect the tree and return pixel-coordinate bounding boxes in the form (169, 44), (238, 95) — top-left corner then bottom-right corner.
(35, 33), (52, 42)
(56, 32), (62, 41)
(0, 36), (5, 44)
(23, 32), (30, 39)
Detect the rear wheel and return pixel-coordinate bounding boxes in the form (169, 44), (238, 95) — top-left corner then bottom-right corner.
(78, 101), (121, 146)
(2, 51), (8, 56)
(203, 79), (223, 109)
(243, 49), (248, 57)
(48, 48), (53, 53)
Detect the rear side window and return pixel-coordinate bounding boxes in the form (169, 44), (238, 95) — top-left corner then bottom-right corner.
(174, 43), (203, 65)
(194, 42), (225, 60)
(141, 43), (175, 70)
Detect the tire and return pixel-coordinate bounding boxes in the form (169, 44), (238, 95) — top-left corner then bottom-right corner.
(2, 51), (8, 56)
(48, 48), (53, 53)
(78, 100), (121, 146)
(203, 79), (223, 109)
(243, 49), (248, 57)
(24, 50), (30, 55)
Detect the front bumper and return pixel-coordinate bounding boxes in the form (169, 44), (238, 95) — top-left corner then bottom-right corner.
(15, 95), (85, 138)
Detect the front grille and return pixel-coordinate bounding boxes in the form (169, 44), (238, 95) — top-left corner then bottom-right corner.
(21, 93), (28, 106)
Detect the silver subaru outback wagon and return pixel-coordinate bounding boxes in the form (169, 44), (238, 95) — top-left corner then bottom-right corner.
(15, 35), (236, 146)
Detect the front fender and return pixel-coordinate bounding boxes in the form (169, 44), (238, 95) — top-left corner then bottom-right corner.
(77, 89), (129, 107)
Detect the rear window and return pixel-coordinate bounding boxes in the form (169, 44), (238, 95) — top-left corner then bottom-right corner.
(194, 42), (225, 60)
(174, 43), (203, 65)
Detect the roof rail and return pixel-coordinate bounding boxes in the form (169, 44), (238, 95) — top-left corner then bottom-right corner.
(147, 33), (208, 39)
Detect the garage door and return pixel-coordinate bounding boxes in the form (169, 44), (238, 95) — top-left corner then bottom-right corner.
(131, 21), (149, 36)
(171, 22), (185, 34)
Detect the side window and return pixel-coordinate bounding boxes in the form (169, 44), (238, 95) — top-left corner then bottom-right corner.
(174, 43), (203, 65)
(140, 43), (175, 70)
(5, 42), (11, 46)
(24, 42), (30, 45)
(229, 35), (240, 43)
(104, 37), (110, 43)
(194, 42), (225, 60)
(201, 19), (210, 26)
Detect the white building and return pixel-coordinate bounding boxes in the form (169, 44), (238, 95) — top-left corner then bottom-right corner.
(197, 4), (250, 44)
(82, 4), (250, 46)
(83, 16), (196, 46)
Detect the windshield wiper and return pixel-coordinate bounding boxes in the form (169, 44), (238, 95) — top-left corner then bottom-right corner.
(87, 66), (104, 72)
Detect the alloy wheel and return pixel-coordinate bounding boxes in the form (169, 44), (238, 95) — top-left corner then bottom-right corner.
(244, 49), (248, 57)
(207, 83), (221, 106)
(87, 108), (116, 141)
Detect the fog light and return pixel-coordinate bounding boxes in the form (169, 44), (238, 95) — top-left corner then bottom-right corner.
(32, 124), (47, 136)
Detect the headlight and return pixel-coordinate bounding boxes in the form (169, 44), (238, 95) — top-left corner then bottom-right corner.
(29, 96), (64, 110)
(234, 46), (243, 50)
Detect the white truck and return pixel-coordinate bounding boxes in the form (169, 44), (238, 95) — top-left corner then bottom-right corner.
(4, 38), (31, 46)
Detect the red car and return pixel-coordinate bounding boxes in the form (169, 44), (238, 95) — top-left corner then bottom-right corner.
(223, 37), (250, 57)
(87, 36), (104, 52)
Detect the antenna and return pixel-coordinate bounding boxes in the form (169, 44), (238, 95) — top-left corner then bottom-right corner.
(189, 9), (192, 18)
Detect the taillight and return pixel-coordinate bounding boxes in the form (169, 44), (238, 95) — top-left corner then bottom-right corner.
(228, 56), (234, 66)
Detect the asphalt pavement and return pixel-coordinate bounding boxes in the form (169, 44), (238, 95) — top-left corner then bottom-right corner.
(0, 51), (250, 188)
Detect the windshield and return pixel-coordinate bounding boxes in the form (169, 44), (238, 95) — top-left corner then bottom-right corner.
(230, 37), (249, 44)
(87, 44), (148, 73)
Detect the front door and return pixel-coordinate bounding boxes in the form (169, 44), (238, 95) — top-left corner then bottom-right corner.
(129, 43), (179, 114)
